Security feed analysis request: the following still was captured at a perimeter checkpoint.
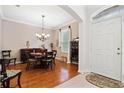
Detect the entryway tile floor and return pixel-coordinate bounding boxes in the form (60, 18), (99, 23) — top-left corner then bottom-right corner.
(55, 73), (98, 88)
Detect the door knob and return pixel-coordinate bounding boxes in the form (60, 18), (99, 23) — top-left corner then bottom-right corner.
(117, 52), (120, 55)
(117, 48), (120, 50)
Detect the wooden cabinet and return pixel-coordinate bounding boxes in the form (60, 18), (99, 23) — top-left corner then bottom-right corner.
(70, 41), (78, 64)
(20, 48), (47, 63)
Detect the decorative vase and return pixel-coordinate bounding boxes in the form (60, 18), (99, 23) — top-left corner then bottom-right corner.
(50, 43), (53, 50)
(26, 41), (30, 48)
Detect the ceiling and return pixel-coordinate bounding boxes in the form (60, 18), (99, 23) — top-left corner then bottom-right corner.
(1, 5), (74, 29)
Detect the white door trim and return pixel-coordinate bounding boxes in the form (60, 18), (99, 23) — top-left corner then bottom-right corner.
(121, 16), (124, 83)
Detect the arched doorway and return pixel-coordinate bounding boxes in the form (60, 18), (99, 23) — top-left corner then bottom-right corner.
(59, 5), (88, 73)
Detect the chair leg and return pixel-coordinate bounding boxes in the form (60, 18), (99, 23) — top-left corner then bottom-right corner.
(5, 79), (10, 88)
(26, 62), (30, 70)
(53, 60), (56, 65)
(7, 61), (10, 68)
(46, 62), (49, 69)
(48, 61), (53, 70)
(14, 58), (16, 65)
(51, 59), (55, 70)
(32, 61), (36, 68)
(51, 63), (53, 70)
(18, 72), (22, 88)
(2, 81), (6, 88)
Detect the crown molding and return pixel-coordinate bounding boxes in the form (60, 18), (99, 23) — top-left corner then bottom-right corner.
(54, 19), (77, 31)
(2, 17), (57, 31)
(0, 6), (4, 19)
(0, 6), (55, 30)
(2, 17), (42, 28)
(2, 16), (76, 31)
(0, 6), (76, 31)
(0, 6), (42, 27)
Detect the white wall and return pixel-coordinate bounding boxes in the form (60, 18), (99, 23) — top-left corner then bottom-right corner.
(68, 5), (89, 72)
(2, 20), (53, 61)
(68, 5), (104, 73)
(85, 6), (104, 72)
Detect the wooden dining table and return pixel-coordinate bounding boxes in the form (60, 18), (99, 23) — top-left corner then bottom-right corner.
(30, 52), (43, 57)
(30, 52), (45, 67)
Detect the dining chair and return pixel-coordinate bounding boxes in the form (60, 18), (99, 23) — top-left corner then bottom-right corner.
(52, 50), (57, 66)
(0, 59), (22, 88)
(40, 51), (54, 70)
(2, 50), (16, 67)
(24, 51), (37, 70)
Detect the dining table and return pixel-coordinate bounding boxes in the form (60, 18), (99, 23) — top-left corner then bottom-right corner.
(30, 52), (44, 58)
(30, 52), (43, 57)
(30, 52), (45, 68)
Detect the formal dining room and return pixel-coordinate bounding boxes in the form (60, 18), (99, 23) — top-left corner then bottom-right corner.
(0, 5), (79, 88)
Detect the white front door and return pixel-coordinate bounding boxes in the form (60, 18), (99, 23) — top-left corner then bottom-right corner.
(91, 17), (122, 81)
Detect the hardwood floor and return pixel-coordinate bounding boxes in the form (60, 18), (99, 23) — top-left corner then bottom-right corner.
(8, 60), (79, 88)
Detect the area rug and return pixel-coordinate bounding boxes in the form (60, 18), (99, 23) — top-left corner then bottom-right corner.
(86, 72), (124, 88)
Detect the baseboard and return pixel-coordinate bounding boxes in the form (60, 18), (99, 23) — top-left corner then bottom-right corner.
(16, 61), (22, 64)
(78, 69), (90, 74)
(9, 61), (22, 65)
(67, 61), (71, 63)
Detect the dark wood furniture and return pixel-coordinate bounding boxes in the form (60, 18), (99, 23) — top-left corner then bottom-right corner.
(70, 41), (78, 64)
(2, 50), (11, 58)
(0, 59), (22, 88)
(0, 59), (7, 87)
(40, 50), (57, 70)
(2, 50), (16, 67)
(40, 51), (54, 70)
(0, 59), (6, 76)
(52, 50), (57, 66)
(24, 51), (38, 70)
(20, 48), (47, 63)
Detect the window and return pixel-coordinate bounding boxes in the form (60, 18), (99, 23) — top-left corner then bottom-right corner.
(59, 29), (69, 53)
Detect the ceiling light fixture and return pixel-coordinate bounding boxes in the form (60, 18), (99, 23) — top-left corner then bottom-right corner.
(36, 15), (50, 42)
(16, 5), (20, 7)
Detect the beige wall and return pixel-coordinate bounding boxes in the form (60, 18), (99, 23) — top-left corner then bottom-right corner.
(53, 21), (79, 60)
(0, 19), (78, 62)
(2, 20), (54, 61)
(71, 21), (79, 40)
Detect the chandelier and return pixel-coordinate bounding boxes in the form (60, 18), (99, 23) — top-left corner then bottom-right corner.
(36, 15), (50, 41)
